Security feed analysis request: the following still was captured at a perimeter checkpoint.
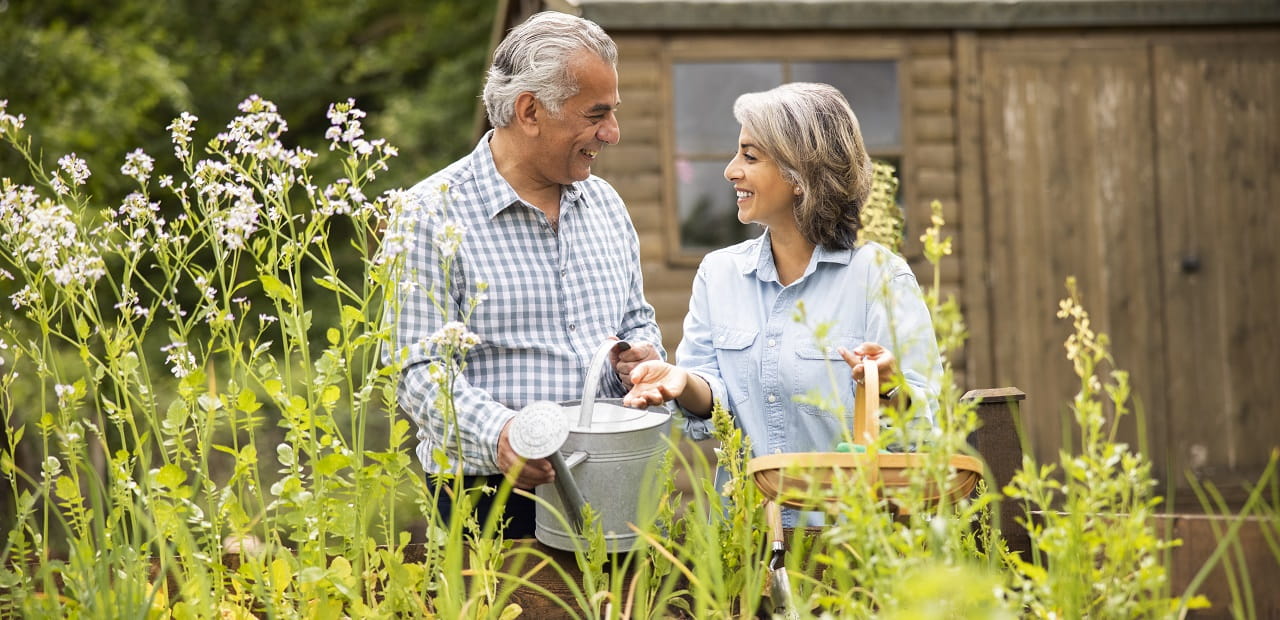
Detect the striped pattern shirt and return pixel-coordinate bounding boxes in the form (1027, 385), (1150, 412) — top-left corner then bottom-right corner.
(390, 132), (664, 475)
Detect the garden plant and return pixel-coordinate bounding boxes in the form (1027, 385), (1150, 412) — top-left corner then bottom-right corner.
(1, 97), (1277, 619)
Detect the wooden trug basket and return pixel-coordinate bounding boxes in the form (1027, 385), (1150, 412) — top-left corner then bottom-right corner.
(746, 360), (983, 512)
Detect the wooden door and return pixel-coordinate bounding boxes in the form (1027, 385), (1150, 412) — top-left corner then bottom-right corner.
(977, 36), (1169, 476)
(1152, 32), (1280, 506)
(973, 31), (1280, 504)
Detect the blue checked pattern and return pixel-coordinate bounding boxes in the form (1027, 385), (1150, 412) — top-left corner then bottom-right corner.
(389, 132), (664, 475)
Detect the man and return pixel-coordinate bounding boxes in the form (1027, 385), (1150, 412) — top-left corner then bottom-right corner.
(390, 11), (663, 538)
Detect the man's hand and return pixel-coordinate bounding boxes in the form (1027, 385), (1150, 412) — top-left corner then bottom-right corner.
(611, 340), (660, 388)
(622, 360), (688, 408)
(497, 419), (555, 489)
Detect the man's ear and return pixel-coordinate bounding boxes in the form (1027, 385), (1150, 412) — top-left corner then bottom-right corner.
(513, 92), (541, 137)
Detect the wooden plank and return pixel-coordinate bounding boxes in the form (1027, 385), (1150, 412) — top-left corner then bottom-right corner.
(909, 56), (955, 87)
(665, 34), (906, 59)
(1163, 513), (1280, 619)
(1153, 32), (1280, 507)
(907, 35), (954, 57)
(912, 144), (956, 169)
(979, 38), (1166, 470)
(912, 115), (955, 142)
(955, 30), (993, 389)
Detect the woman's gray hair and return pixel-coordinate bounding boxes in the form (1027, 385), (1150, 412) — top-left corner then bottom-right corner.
(732, 82), (872, 250)
(483, 11), (617, 128)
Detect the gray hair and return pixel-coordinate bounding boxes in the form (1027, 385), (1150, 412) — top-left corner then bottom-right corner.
(482, 11), (618, 128)
(733, 82), (872, 250)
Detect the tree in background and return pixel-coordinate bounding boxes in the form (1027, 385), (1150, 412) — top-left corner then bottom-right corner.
(0, 0), (498, 540)
(0, 0), (497, 200)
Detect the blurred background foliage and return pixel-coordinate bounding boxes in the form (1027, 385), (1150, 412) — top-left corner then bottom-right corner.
(0, 0), (497, 200)
(0, 0), (498, 540)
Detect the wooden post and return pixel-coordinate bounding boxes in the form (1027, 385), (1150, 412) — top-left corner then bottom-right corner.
(963, 387), (1029, 557)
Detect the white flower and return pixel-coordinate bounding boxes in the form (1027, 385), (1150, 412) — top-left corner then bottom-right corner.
(427, 321), (481, 355)
(218, 96), (289, 160)
(161, 341), (197, 378)
(120, 149), (155, 184)
(167, 111), (199, 160)
(0, 99), (26, 135)
(433, 218), (466, 259)
(57, 153), (91, 187)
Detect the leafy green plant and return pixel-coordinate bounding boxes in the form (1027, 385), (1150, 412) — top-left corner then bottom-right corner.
(2, 96), (1275, 619)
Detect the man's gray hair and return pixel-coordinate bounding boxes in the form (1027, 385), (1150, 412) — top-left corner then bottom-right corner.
(482, 11), (617, 128)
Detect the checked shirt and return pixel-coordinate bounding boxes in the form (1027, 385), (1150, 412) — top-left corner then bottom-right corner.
(390, 132), (664, 475)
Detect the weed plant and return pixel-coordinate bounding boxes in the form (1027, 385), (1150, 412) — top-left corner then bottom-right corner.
(0, 98), (1275, 618)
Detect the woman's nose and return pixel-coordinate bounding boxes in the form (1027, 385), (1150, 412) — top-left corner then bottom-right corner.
(724, 159), (741, 181)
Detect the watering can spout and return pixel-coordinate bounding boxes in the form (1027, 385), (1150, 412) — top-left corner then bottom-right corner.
(508, 400), (589, 532)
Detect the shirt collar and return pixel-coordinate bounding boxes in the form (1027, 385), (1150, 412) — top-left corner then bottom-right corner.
(739, 230), (856, 281)
(472, 130), (585, 220)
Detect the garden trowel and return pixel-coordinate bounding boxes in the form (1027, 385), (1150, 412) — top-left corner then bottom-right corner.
(766, 500), (798, 619)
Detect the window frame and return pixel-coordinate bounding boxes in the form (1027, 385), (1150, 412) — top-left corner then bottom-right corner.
(659, 35), (913, 267)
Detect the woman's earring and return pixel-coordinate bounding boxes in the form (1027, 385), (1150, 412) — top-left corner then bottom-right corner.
(793, 185), (802, 195)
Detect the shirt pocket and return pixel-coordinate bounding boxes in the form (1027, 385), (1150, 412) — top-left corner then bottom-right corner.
(793, 337), (860, 419)
(711, 325), (758, 407)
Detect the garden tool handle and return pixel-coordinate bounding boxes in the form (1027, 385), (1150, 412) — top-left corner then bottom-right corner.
(853, 358), (880, 447)
(766, 499), (784, 545)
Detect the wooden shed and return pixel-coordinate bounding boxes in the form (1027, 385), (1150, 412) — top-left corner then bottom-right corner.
(492, 0), (1280, 508)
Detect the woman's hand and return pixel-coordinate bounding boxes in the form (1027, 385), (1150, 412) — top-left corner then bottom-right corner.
(622, 360), (688, 408)
(837, 342), (898, 391)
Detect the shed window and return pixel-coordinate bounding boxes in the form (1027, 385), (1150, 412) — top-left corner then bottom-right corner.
(672, 60), (901, 257)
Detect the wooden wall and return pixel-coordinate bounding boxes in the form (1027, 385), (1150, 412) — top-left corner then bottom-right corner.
(964, 28), (1280, 506)
(593, 31), (961, 365)
(592, 26), (1280, 507)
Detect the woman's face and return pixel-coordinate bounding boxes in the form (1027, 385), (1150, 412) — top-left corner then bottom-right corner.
(723, 127), (797, 230)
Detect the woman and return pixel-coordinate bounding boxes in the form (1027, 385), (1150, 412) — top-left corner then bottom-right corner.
(623, 83), (942, 525)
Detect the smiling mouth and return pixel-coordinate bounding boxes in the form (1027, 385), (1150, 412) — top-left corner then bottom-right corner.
(735, 189), (753, 202)
(583, 149), (599, 159)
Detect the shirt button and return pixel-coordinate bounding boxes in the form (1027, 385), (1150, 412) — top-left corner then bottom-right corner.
(768, 338), (777, 347)
(560, 269), (567, 276)
(568, 323), (576, 331)
(767, 394), (777, 403)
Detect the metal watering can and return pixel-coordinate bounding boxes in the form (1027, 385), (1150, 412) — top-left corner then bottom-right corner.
(507, 340), (671, 552)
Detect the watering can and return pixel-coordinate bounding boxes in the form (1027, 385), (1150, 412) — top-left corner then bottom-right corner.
(507, 340), (671, 552)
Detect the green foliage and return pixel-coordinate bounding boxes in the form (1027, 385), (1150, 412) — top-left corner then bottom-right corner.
(0, 0), (496, 202)
(2, 86), (1276, 618)
(857, 160), (904, 253)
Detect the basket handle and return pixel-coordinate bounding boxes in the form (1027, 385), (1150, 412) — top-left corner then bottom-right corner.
(853, 358), (879, 447)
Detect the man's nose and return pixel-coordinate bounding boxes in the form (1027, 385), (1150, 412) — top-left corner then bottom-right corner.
(597, 114), (620, 145)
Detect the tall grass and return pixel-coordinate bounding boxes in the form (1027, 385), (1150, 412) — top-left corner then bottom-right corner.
(1, 99), (1274, 618)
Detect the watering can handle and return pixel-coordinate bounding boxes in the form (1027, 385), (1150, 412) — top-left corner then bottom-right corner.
(853, 359), (880, 447)
(577, 339), (628, 428)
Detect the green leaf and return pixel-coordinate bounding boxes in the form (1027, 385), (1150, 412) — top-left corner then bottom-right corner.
(326, 328), (340, 346)
(340, 304), (364, 328)
(259, 274), (296, 305)
(312, 275), (340, 292)
(263, 379), (284, 399)
(235, 389), (261, 414)
(155, 464), (187, 489)
(271, 558), (292, 596)
(321, 385), (341, 408)
(314, 453), (349, 476)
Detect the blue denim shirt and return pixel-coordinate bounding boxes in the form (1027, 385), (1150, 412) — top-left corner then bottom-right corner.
(679, 234), (941, 525)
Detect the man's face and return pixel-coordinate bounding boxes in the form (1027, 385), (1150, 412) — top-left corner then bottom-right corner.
(533, 52), (621, 185)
